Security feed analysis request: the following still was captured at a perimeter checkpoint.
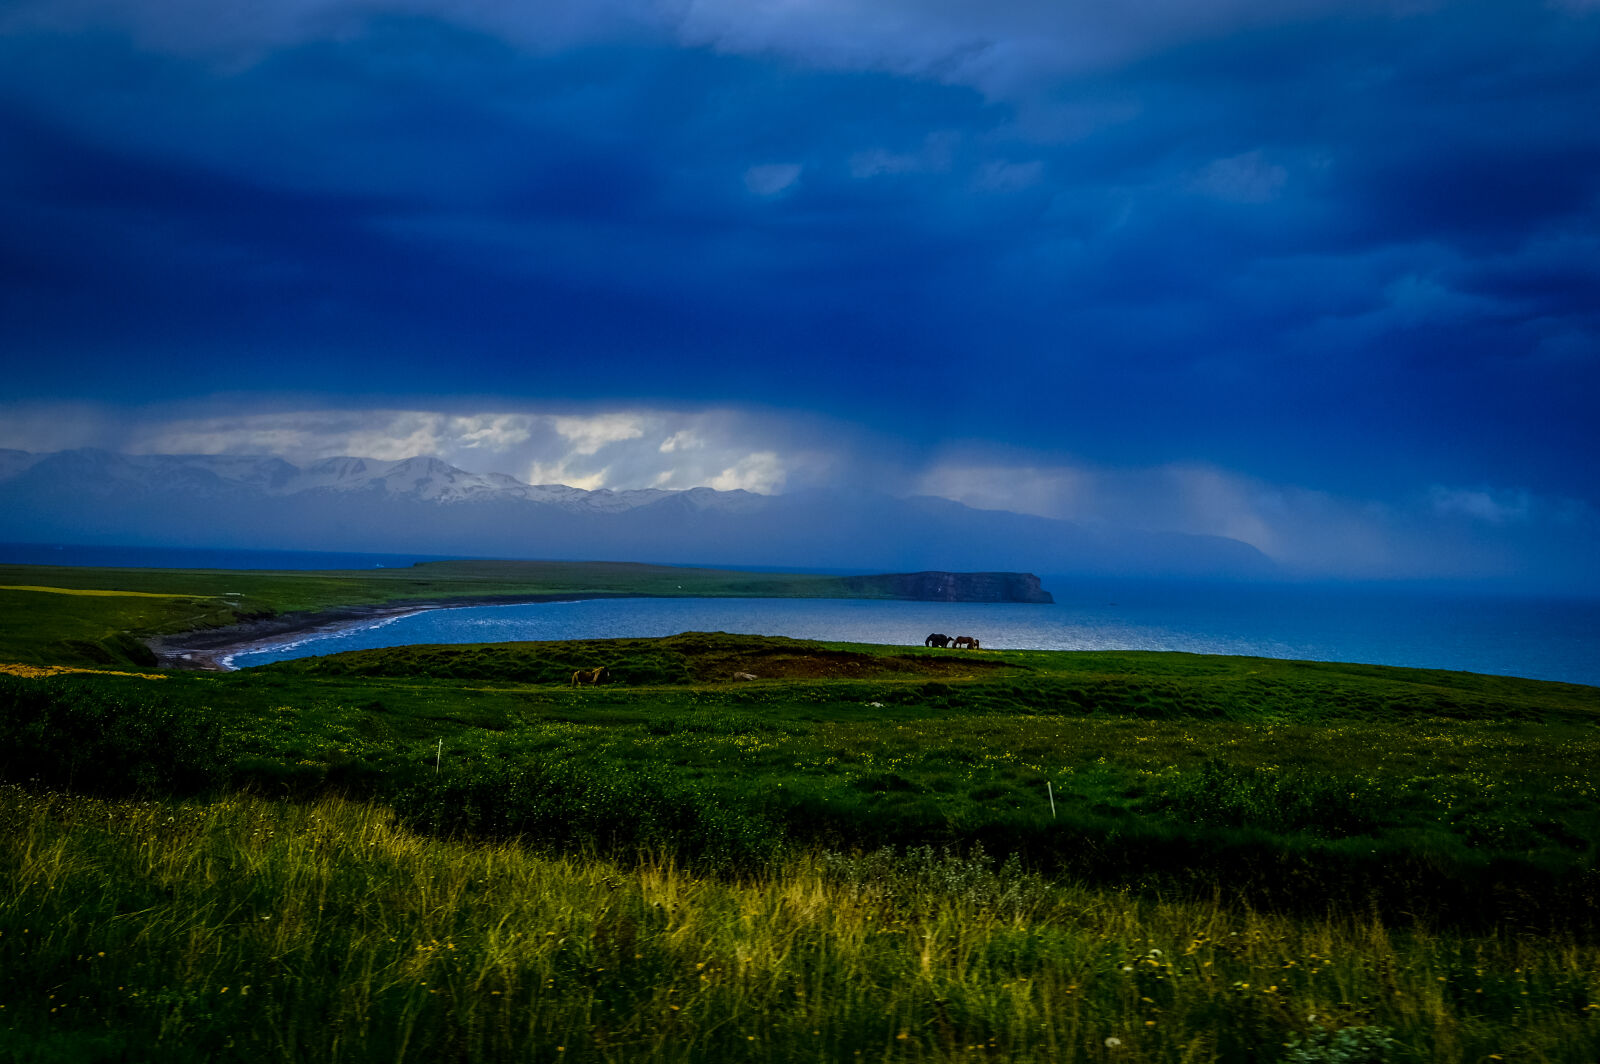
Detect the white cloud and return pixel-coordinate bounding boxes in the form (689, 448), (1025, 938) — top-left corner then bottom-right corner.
(1291, 260), (1507, 352)
(1192, 150), (1287, 203)
(708, 451), (786, 493)
(454, 414), (535, 451)
(0, 0), (670, 64)
(672, 0), (1422, 99)
(549, 413), (646, 455)
(849, 132), (959, 178)
(128, 411), (437, 461)
(850, 148), (923, 179)
(743, 162), (803, 197)
(525, 460), (608, 491)
(1428, 485), (1532, 525)
(6, 401), (815, 495)
(116, 410), (543, 465)
(4, 0), (1425, 103)
(1382, 273), (1493, 327)
(659, 429), (704, 453)
(975, 159), (1044, 192)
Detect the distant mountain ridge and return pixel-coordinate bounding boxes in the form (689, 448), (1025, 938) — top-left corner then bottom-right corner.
(0, 448), (1274, 578)
(0, 449), (709, 511)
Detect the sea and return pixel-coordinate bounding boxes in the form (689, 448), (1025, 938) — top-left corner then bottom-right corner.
(3, 544), (1595, 686)
(223, 578), (1599, 687)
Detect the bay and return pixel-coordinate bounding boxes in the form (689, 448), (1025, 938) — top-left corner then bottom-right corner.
(229, 580), (1600, 686)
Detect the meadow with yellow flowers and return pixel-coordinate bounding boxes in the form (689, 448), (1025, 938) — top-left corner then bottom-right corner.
(1, 575), (1597, 1061)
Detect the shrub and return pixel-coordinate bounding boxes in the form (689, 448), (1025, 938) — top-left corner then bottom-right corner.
(1159, 761), (1390, 838)
(391, 756), (778, 870)
(0, 676), (225, 795)
(819, 842), (1049, 919)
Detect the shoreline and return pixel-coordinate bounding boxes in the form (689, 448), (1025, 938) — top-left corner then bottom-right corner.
(147, 592), (646, 671)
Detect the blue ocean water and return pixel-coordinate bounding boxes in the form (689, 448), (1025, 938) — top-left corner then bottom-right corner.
(228, 581), (1600, 687)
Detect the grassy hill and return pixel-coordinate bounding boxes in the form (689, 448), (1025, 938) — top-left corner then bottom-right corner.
(3, 632), (1596, 923)
(154, 636), (1600, 918)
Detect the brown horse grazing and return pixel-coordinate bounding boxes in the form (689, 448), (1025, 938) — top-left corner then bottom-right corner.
(571, 666), (609, 687)
(952, 636), (977, 649)
(925, 633), (951, 648)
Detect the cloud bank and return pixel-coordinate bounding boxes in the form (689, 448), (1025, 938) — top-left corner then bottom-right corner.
(3, 0), (1432, 86)
(2, 400), (1591, 589)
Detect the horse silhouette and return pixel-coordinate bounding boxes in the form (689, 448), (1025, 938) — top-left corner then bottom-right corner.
(571, 666), (609, 687)
(925, 633), (951, 648)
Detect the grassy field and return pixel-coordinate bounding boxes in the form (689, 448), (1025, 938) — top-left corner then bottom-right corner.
(4, 789), (1597, 1064)
(82, 636), (1600, 923)
(0, 567), (1597, 1061)
(0, 559), (893, 614)
(0, 559), (961, 669)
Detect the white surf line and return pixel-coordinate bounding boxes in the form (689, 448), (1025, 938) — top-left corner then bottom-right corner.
(218, 606), (438, 670)
(217, 598), (602, 669)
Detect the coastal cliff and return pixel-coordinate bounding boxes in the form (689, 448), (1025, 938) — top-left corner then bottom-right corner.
(840, 571), (1053, 604)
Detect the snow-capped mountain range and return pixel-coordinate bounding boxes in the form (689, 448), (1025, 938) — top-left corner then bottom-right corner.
(0, 449), (750, 511)
(0, 448), (1273, 577)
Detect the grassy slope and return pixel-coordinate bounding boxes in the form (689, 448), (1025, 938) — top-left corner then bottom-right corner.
(259, 639), (1600, 897)
(0, 560), (942, 668)
(8, 633), (1592, 923)
(5, 789), (1597, 1064)
(0, 586), (238, 667)
(3, 581), (1599, 1061)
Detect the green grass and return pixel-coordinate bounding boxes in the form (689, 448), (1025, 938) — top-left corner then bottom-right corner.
(239, 637), (1600, 931)
(1, 576), (1598, 1062)
(2, 789), (1597, 1063)
(0, 586), (229, 667)
(0, 559), (947, 617)
(5, 634), (1596, 928)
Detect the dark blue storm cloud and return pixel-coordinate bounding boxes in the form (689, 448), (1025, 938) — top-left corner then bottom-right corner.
(0, 0), (1596, 580)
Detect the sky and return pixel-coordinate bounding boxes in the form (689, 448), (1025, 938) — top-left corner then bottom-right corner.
(1, 0), (1597, 587)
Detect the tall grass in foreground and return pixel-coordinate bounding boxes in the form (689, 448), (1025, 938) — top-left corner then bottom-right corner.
(1, 789), (1596, 1063)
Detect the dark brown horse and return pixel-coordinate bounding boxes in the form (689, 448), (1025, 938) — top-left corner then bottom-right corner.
(925, 633), (951, 648)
